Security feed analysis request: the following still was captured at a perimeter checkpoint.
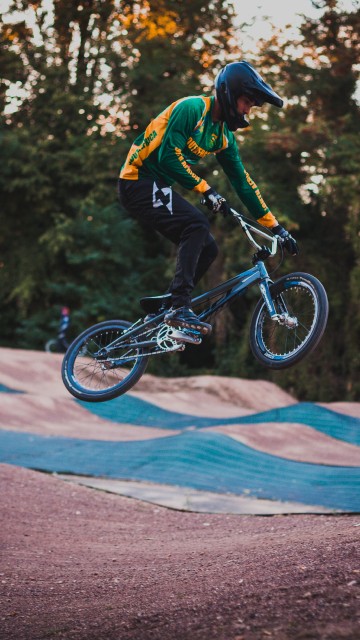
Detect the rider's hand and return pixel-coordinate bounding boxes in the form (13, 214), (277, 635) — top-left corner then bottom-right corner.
(272, 224), (299, 256)
(202, 188), (232, 217)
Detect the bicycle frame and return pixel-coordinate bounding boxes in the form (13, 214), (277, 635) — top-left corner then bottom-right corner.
(194, 209), (280, 320)
(63, 207), (329, 401)
(193, 260), (275, 321)
(99, 209), (282, 354)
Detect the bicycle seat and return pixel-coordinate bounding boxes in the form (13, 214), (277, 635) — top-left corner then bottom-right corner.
(140, 293), (171, 313)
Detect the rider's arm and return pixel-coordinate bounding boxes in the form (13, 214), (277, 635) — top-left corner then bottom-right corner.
(216, 135), (278, 228)
(157, 98), (211, 194)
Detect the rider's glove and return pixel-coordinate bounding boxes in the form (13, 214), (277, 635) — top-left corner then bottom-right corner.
(202, 188), (232, 217)
(272, 224), (299, 256)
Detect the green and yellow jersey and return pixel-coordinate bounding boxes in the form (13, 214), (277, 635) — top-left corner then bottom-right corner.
(120, 95), (276, 227)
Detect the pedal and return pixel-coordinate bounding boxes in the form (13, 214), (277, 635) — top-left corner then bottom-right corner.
(165, 316), (212, 335)
(169, 328), (202, 345)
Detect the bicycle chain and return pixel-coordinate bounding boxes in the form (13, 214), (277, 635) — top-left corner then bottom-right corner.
(115, 323), (185, 362)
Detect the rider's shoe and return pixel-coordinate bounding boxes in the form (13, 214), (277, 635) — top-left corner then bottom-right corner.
(164, 307), (212, 336)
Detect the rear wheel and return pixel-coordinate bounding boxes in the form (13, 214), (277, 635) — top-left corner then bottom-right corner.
(45, 338), (58, 354)
(250, 272), (328, 369)
(62, 320), (148, 401)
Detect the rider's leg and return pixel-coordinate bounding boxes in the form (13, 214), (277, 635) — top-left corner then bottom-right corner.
(162, 235), (218, 333)
(119, 178), (217, 315)
(161, 235), (217, 307)
(193, 235), (218, 286)
(167, 218), (212, 308)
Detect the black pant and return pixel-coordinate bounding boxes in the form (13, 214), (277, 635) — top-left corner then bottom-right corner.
(118, 178), (218, 308)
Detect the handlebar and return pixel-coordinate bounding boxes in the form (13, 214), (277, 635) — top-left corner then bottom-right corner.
(200, 197), (279, 258)
(230, 208), (278, 257)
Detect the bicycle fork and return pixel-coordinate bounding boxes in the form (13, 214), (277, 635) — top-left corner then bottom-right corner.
(257, 263), (298, 329)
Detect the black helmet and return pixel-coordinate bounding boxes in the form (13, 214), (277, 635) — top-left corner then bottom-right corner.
(215, 61), (283, 130)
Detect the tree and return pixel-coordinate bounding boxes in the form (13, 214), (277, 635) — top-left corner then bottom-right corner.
(0, 0), (237, 348)
(225, 0), (360, 400)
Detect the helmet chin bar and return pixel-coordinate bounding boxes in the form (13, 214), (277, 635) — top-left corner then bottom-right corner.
(233, 113), (250, 130)
(220, 102), (249, 131)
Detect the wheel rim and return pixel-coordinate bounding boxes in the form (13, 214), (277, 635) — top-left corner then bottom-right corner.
(71, 326), (141, 393)
(256, 282), (319, 361)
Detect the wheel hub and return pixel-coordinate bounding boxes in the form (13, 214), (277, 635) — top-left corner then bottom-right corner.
(277, 313), (299, 329)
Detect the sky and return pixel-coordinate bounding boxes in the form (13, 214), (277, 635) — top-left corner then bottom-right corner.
(233, 0), (358, 26)
(232, 0), (359, 44)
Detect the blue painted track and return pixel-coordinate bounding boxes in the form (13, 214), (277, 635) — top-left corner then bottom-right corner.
(1, 385), (359, 512)
(78, 396), (360, 445)
(1, 429), (359, 511)
(0, 383), (23, 394)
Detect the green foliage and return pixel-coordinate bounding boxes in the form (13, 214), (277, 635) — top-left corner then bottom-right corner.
(0, 0), (235, 348)
(225, 0), (360, 400)
(116, 0), (236, 129)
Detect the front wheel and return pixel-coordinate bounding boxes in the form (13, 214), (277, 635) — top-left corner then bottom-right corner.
(250, 272), (328, 370)
(62, 320), (149, 402)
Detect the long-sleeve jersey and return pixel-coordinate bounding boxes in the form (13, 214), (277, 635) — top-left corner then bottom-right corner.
(120, 95), (277, 227)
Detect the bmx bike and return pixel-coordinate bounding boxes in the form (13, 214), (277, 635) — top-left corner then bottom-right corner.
(62, 208), (329, 402)
(45, 307), (70, 354)
(45, 337), (69, 354)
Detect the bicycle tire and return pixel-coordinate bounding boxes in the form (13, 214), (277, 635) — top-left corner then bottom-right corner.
(250, 272), (328, 370)
(45, 339), (58, 354)
(62, 320), (149, 402)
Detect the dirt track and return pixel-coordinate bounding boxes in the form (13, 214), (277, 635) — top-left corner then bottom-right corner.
(1, 464), (359, 640)
(1, 348), (359, 638)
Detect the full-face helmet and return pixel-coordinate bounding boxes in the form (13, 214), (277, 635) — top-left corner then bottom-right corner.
(215, 61), (283, 130)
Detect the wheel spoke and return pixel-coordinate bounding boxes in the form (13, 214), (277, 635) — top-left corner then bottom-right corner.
(256, 282), (319, 360)
(64, 322), (147, 398)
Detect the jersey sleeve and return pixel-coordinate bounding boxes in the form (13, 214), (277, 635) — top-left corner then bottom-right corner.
(216, 134), (277, 227)
(157, 98), (210, 193)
